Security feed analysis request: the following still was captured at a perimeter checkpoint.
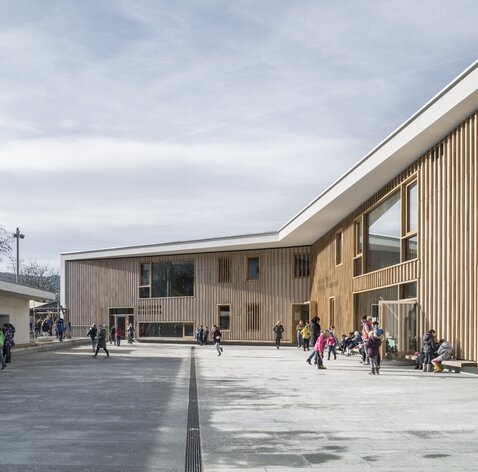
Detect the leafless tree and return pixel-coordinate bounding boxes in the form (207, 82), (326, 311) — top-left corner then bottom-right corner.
(20, 260), (60, 293)
(0, 226), (12, 261)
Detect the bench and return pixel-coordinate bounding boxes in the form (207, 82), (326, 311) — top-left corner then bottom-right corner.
(440, 360), (477, 373)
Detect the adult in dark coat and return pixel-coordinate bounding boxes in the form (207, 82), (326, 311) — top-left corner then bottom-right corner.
(273, 321), (284, 349)
(93, 325), (110, 358)
(2, 323), (15, 363)
(306, 316), (321, 364)
(422, 329), (436, 372)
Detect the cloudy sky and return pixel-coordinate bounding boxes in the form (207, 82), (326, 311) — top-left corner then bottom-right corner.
(0, 0), (477, 270)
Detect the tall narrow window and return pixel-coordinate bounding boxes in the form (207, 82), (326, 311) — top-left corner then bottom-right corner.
(247, 257), (260, 280)
(353, 219), (363, 277)
(219, 305), (231, 330)
(139, 263), (151, 298)
(403, 180), (418, 261)
(335, 231), (343, 266)
(218, 258), (231, 283)
(294, 254), (310, 277)
(329, 297), (335, 327)
(246, 303), (260, 331)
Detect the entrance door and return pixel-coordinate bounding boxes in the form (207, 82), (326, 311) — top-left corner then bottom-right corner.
(379, 300), (418, 359)
(109, 315), (127, 340)
(291, 304), (309, 343)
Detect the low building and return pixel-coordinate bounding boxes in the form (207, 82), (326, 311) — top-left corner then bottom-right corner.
(0, 280), (56, 344)
(62, 60), (478, 359)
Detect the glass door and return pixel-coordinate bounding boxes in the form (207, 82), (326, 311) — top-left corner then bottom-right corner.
(379, 300), (418, 360)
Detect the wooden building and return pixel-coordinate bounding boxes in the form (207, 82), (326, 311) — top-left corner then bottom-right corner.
(62, 61), (478, 359)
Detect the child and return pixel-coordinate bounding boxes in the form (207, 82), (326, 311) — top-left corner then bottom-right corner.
(327, 333), (337, 360)
(314, 330), (329, 370)
(365, 332), (382, 375)
(301, 323), (311, 351)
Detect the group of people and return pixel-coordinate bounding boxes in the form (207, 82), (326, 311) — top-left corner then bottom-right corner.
(0, 323), (15, 370)
(33, 316), (71, 341)
(416, 329), (454, 373)
(87, 322), (136, 358)
(195, 324), (224, 355)
(195, 325), (210, 345)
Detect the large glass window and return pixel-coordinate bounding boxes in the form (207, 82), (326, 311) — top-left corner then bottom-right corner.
(366, 191), (401, 272)
(152, 261), (194, 297)
(139, 261), (194, 298)
(139, 322), (194, 337)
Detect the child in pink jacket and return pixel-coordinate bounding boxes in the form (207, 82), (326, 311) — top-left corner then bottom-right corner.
(314, 331), (329, 370)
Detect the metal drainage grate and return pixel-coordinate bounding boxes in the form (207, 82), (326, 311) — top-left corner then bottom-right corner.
(185, 347), (203, 472)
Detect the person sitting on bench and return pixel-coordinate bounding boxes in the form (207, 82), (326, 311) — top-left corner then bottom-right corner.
(432, 339), (454, 373)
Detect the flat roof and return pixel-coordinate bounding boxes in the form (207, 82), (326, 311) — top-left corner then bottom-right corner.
(0, 280), (56, 302)
(62, 59), (478, 262)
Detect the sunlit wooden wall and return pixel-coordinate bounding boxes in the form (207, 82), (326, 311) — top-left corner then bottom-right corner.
(310, 111), (478, 360)
(66, 246), (310, 343)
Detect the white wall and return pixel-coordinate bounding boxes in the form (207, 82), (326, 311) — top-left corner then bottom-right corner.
(0, 295), (30, 345)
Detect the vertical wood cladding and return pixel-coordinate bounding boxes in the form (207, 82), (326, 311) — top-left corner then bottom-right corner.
(66, 247), (310, 342)
(311, 111), (478, 360)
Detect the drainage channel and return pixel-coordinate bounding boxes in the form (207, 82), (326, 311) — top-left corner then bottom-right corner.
(185, 347), (203, 472)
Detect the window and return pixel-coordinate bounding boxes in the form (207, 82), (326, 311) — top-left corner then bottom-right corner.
(366, 191), (401, 272)
(247, 257), (260, 280)
(139, 263), (151, 298)
(294, 254), (310, 277)
(335, 231), (343, 265)
(219, 305), (230, 330)
(139, 322), (194, 337)
(353, 219), (363, 276)
(400, 282), (417, 299)
(109, 307), (134, 315)
(139, 261), (194, 298)
(403, 181), (418, 262)
(218, 258), (231, 283)
(329, 297), (335, 327)
(246, 303), (260, 331)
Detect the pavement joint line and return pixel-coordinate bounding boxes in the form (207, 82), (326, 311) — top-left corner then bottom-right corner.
(185, 346), (203, 472)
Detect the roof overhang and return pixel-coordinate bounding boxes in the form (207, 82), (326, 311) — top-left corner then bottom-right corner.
(0, 280), (56, 303)
(61, 60), (478, 262)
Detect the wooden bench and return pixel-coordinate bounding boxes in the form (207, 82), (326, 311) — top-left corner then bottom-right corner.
(440, 360), (477, 372)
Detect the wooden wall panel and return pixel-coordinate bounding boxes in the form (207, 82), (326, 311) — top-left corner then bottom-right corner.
(66, 247), (310, 343)
(311, 111), (478, 360)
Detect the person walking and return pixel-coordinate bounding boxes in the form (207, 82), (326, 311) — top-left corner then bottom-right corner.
(109, 325), (115, 344)
(127, 323), (135, 344)
(313, 330), (329, 370)
(360, 316), (373, 365)
(301, 322), (311, 351)
(273, 321), (284, 349)
(296, 320), (304, 348)
(203, 326), (209, 345)
(422, 329), (436, 372)
(56, 317), (65, 342)
(115, 325), (122, 346)
(2, 323), (15, 364)
(93, 325), (110, 358)
(212, 325), (223, 356)
(365, 332), (382, 375)
(0, 329), (7, 370)
(327, 333), (337, 360)
(306, 316), (321, 364)
(87, 323), (98, 352)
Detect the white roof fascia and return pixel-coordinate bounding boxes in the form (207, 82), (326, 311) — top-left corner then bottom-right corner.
(278, 59), (478, 244)
(60, 231), (282, 262)
(0, 280), (56, 302)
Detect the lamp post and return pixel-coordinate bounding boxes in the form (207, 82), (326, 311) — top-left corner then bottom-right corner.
(13, 227), (25, 283)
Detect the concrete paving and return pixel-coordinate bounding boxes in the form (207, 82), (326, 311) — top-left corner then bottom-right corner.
(1, 342), (478, 471)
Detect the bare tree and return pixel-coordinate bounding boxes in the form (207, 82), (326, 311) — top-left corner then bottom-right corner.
(0, 226), (12, 261)
(20, 260), (60, 294)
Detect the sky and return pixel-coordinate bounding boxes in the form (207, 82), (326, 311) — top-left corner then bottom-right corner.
(0, 0), (477, 271)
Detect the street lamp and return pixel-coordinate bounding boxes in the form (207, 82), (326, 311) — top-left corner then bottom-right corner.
(13, 227), (25, 283)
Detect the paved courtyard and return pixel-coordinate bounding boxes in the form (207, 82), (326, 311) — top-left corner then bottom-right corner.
(1, 342), (478, 471)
